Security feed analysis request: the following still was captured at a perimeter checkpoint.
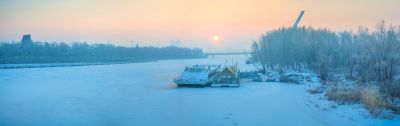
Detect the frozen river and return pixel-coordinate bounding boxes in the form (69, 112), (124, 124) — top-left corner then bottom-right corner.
(0, 56), (398, 126)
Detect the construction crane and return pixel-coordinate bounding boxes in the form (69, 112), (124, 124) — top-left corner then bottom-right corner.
(293, 10), (305, 28)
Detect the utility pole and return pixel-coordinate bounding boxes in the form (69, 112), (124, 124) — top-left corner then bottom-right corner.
(293, 11), (305, 28)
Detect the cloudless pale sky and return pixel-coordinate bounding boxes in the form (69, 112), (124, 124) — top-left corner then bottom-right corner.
(0, 0), (399, 51)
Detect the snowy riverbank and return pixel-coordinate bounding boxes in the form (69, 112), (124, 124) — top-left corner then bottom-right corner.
(0, 55), (399, 126)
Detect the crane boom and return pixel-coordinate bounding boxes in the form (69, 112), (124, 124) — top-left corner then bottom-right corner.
(293, 11), (305, 28)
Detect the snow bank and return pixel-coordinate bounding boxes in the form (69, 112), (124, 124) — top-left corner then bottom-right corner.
(0, 55), (399, 126)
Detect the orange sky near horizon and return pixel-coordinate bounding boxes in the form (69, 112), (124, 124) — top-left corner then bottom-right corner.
(0, 0), (399, 51)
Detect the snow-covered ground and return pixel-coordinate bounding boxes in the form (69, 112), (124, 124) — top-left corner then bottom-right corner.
(0, 55), (399, 126)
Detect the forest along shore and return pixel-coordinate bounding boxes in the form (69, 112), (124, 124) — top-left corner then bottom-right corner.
(0, 35), (206, 66)
(0, 60), (158, 69)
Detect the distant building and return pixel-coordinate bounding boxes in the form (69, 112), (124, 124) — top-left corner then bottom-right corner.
(21, 34), (33, 45)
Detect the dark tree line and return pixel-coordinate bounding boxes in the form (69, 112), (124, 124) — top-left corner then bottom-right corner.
(0, 41), (205, 64)
(251, 21), (400, 96)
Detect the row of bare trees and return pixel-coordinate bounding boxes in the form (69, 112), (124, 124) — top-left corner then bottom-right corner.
(0, 42), (205, 64)
(251, 21), (400, 96)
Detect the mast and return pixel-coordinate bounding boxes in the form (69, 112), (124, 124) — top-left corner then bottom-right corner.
(293, 11), (305, 28)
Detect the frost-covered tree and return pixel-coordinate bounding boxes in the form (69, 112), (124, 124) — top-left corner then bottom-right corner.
(0, 41), (206, 64)
(251, 21), (400, 96)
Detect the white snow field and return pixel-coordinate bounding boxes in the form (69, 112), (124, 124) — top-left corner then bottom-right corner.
(0, 55), (399, 126)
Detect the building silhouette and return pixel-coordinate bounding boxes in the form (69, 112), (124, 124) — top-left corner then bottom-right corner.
(21, 34), (33, 45)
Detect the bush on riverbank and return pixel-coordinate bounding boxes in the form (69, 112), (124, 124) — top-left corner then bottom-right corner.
(324, 83), (400, 117)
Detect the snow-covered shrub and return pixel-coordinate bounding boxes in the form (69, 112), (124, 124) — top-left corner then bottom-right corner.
(325, 84), (400, 116)
(388, 80), (400, 98)
(279, 74), (299, 84)
(307, 86), (324, 94)
(325, 86), (361, 104)
(360, 86), (386, 111)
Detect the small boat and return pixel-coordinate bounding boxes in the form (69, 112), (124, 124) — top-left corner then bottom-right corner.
(174, 65), (220, 87)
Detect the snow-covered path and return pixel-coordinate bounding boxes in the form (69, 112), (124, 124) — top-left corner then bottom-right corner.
(0, 56), (398, 126)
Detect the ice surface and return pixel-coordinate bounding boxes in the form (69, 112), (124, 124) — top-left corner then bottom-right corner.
(0, 55), (399, 126)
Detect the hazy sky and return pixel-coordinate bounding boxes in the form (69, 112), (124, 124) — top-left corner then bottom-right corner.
(0, 0), (399, 51)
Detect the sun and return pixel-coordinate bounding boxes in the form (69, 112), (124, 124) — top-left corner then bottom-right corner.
(213, 35), (219, 41)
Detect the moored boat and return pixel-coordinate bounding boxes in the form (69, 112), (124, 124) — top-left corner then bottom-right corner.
(174, 65), (220, 87)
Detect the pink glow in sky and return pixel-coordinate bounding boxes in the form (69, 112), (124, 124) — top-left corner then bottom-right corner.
(1, 0), (399, 51)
